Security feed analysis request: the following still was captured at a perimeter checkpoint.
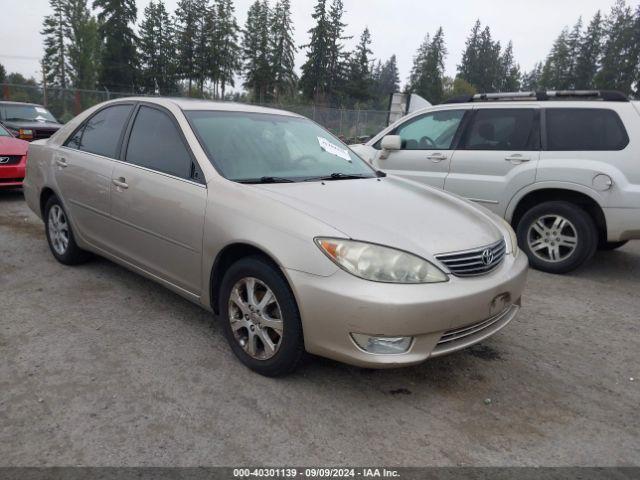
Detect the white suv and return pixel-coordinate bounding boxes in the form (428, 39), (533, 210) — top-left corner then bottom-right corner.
(351, 90), (640, 274)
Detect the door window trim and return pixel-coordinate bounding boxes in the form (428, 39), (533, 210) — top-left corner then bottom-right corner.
(120, 102), (206, 184)
(62, 102), (136, 160)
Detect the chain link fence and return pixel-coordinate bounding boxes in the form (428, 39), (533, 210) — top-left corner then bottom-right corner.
(1, 83), (389, 143)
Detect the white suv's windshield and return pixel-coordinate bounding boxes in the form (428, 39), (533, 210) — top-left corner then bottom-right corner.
(185, 111), (377, 183)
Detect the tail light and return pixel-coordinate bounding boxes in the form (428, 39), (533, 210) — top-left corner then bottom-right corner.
(18, 129), (34, 140)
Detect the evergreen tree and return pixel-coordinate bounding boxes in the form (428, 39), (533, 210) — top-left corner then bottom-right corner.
(522, 62), (543, 90)
(175, 0), (201, 94)
(373, 54), (400, 104)
(299, 0), (331, 100)
(326, 0), (350, 102)
(408, 33), (430, 90)
(457, 21), (503, 92)
(539, 28), (572, 89)
(139, 0), (177, 94)
(565, 18), (583, 87)
(344, 27), (373, 104)
(409, 28), (447, 104)
(0, 63), (5, 84)
(242, 0), (272, 101)
(213, 0), (241, 98)
(595, 0), (637, 94)
(93, 0), (138, 92)
(575, 11), (603, 89)
(443, 76), (476, 99)
(499, 41), (521, 91)
(457, 20), (482, 90)
(270, 0), (297, 100)
(477, 26), (502, 92)
(66, 0), (101, 90)
(41, 0), (69, 89)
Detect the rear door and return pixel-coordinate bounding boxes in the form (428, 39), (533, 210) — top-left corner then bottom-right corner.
(444, 106), (541, 216)
(375, 108), (470, 188)
(109, 104), (207, 295)
(56, 103), (134, 249)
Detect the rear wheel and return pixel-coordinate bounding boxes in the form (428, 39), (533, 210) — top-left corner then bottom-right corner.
(598, 240), (628, 251)
(219, 256), (304, 376)
(516, 201), (597, 274)
(44, 196), (91, 265)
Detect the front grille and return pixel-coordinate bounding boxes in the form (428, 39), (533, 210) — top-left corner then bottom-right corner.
(436, 239), (506, 277)
(34, 129), (57, 140)
(0, 155), (22, 165)
(437, 306), (513, 346)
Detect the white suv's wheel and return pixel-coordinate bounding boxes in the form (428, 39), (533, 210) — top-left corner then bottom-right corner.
(517, 201), (597, 274)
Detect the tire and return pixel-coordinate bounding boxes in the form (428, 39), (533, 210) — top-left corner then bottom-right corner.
(598, 240), (628, 251)
(516, 201), (597, 274)
(219, 256), (304, 377)
(44, 195), (91, 265)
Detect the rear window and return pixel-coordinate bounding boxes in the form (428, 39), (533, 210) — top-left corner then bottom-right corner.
(546, 108), (629, 151)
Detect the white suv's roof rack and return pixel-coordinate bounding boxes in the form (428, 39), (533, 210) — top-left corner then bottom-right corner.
(443, 90), (628, 104)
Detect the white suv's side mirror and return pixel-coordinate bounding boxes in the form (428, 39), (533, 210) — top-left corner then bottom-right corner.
(380, 135), (401, 159)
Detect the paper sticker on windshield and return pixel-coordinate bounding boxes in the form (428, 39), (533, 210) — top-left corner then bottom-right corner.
(318, 136), (351, 161)
(35, 107), (48, 114)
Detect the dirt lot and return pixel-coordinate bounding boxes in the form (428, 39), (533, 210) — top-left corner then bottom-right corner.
(0, 189), (638, 467)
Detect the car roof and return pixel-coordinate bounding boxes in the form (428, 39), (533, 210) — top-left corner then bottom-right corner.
(103, 97), (303, 118)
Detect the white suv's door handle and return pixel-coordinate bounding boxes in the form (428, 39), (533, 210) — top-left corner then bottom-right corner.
(112, 178), (129, 189)
(56, 158), (68, 168)
(505, 154), (531, 164)
(427, 153), (447, 162)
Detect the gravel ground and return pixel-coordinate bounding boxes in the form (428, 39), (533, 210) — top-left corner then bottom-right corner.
(1, 189), (638, 467)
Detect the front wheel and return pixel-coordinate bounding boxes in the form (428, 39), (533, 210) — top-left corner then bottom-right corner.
(219, 256), (304, 377)
(516, 201), (597, 274)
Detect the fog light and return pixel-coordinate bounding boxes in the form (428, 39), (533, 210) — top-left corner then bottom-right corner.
(351, 334), (412, 354)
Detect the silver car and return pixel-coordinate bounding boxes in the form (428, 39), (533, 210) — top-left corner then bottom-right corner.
(24, 98), (528, 376)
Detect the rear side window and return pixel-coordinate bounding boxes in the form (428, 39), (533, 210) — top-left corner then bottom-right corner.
(69, 105), (133, 158)
(125, 106), (192, 179)
(462, 108), (539, 151)
(545, 108), (629, 151)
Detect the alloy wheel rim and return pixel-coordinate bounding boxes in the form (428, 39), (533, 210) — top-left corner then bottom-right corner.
(48, 205), (70, 256)
(228, 277), (284, 360)
(527, 214), (578, 263)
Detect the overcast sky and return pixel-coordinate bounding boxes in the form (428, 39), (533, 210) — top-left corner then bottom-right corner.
(1, 0), (636, 90)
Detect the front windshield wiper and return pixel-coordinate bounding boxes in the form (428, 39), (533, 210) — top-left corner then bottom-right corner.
(236, 176), (296, 184)
(303, 172), (373, 182)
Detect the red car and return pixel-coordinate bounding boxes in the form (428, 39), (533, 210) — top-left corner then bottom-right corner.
(0, 122), (29, 188)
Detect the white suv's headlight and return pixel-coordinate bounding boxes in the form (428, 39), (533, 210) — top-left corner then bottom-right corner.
(315, 238), (448, 284)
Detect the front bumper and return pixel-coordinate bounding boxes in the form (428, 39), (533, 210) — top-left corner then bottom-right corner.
(0, 157), (26, 188)
(287, 252), (528, 368)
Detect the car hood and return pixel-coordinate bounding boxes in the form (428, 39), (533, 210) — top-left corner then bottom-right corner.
(0, 136), (28, 155)
(252, 176), (503, 259)
(2, 120), (61, 131)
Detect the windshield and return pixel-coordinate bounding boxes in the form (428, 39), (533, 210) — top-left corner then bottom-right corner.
(2, 104), (57, 123)
(0, 124), (12, 137)
(185, 111), (376, 182)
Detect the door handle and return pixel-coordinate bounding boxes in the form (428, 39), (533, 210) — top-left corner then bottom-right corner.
(56, 158), (68, 168)
(427, 153), (447, 163)
(505, 154), (531, 164)
(112, 177), (129, 189)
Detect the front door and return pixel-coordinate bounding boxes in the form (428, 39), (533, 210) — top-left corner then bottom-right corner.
(444, 106), (541, 216)
(109, 104), (207, 295)
(374, 108), (469, 189)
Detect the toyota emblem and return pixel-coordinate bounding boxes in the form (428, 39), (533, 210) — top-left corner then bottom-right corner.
(481, 248), (495, 266)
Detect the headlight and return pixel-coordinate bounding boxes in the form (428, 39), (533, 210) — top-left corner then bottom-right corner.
(499, 217), (519, 256)
(315, 238), (448, 284)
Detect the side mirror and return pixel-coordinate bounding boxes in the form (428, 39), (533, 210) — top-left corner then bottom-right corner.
(380, 135), (401, 159)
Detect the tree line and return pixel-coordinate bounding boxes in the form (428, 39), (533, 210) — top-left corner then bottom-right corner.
(0, 0), (639, 109)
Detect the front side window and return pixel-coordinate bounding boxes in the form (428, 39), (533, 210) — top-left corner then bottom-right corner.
(395, 110), (465, 150)
(185, 111), (376, 182)
(68, 105), (133, 158)
(462, 108), (538, 151)
(125, 106), (193, 179)
(546, 108), (629, 151)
